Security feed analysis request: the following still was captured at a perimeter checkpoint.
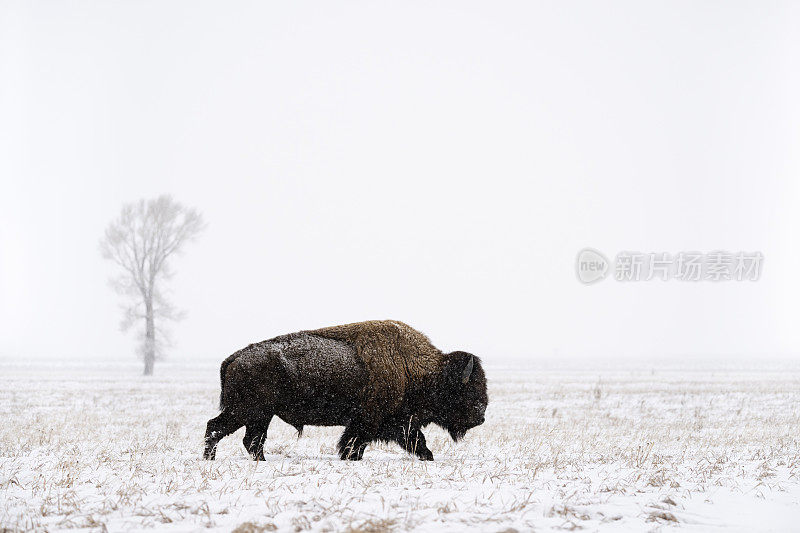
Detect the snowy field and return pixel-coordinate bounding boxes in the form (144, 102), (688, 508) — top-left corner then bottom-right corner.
(1, 358), (799, 532)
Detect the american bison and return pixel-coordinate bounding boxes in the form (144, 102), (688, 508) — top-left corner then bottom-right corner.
(203, 320), (488, 461)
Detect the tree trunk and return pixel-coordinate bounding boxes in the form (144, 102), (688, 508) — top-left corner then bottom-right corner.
(143, 300), (155, 376)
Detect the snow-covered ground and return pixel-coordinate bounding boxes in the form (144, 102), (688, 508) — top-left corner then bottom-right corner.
(1, 358), (799, 532)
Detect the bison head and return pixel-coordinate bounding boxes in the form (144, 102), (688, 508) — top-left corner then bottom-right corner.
(434, 351), (488, 441)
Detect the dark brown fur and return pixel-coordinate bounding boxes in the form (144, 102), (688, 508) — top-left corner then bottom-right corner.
(203, 320), (488, 461)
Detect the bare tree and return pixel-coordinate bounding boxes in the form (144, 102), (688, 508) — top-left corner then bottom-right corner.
(100, 195), (205, 375)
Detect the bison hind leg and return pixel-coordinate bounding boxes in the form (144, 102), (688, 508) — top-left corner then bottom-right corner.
(203, 409), (244, 460)
(243, 416), (273, 461)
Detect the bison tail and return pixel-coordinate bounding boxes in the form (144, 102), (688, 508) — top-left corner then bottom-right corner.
(218, 353), (239, 411)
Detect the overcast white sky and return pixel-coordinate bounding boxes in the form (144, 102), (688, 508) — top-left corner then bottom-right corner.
(1, 1), (799, 363)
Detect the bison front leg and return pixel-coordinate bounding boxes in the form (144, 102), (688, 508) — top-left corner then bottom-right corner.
(407, 429), (434, 461)
(337, 421), (375, 461)
(395, 419), (433, 461)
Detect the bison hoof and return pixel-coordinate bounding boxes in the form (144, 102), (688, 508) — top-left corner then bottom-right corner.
(418, 450), (434, 461)
(339, 449), (365, 461)
(339, 444), (366, 461)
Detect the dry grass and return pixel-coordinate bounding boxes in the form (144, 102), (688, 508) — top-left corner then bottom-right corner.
(1, 359), (799, 531)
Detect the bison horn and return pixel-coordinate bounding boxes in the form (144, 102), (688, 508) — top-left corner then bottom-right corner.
(461, 355), (474, 384)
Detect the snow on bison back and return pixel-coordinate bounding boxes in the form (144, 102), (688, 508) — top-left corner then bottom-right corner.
(203, 320), (488, 461)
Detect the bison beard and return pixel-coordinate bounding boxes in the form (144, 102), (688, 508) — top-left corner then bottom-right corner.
(203, 320), (488, 461)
